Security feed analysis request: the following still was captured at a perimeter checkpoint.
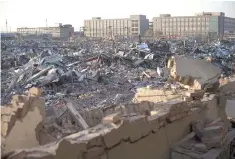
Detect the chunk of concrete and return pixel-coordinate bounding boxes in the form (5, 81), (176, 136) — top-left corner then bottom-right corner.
(225, 100), (235, 119)
(2, 95), (45, 154)
(29, 87), (43, 97)
(170, 57), (221, 91)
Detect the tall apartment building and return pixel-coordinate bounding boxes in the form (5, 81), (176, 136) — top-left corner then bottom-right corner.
(17, 23), (74, 40)
(84, 15), (149, 38)
(152, 12), (235, 39)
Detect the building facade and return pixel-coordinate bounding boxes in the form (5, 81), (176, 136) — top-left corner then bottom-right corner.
(17, 23), (74, 40)
(83, 15), (149, 38)
(152, 12), (235, 39)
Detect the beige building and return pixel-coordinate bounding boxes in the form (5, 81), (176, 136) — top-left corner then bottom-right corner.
(17, 23), (74, 40)
(84, 15), (149, 38)
(153, 12), (235, 39)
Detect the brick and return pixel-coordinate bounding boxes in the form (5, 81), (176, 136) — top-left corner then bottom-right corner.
(147, 114), (160, 132)
(95, 123), (122, 148)
(103, 113), (121, 124)
(29, 87), (42, 97)
(127, 115), (151, 142)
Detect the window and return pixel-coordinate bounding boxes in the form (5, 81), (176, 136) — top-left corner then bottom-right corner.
(132, 20), (138, 23)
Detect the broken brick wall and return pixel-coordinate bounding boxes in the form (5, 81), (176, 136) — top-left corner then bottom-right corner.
(1, 94), (45, 154)
(78, 101), (157, 128)
(4, 94), (228, 159)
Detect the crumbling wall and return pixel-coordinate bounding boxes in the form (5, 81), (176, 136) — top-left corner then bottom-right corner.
(1, 91), (45, 154)
(219, 81), (235, 126)
(3, 94), (226, 159)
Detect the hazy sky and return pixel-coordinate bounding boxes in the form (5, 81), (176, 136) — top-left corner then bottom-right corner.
(0, 0), (235, 31)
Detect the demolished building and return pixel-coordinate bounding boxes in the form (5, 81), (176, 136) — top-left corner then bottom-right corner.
(1, 37), (235, 159)
(2, 61), (235, 159)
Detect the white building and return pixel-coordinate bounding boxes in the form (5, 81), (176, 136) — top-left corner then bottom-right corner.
(84, 15), (149, 38)
(17, 23), (74, 40)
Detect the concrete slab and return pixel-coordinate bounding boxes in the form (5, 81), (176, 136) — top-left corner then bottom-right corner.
(173, 57), (221, 90)
(225, 100), (235, 118)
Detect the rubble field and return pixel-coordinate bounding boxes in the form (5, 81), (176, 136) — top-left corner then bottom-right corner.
(1, 37), (235, 159)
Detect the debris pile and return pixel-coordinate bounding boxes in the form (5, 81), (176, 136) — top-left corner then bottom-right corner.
(172, 118), (229, 157)
(1, 38), (235, 150)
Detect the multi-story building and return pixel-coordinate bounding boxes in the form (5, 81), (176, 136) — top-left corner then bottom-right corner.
(152, 12), (235, 39)
(83, 15), (149, 38)
(224, 17), (235, 34)
(17, 23), (74, 40)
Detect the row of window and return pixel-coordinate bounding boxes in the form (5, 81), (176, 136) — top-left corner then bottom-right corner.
(85, 25), (132, 29)
(85, 21), (131, 26)
(161, 32), (209, 35)
(86, 32), (136, 36)
(161, 22), (209, 25)
(162, 26), (209, 29)
(224, 18), (235, 23)
(162, 27), (209, 31)
(160, 17), (209, 22)
(86, 30), (131, 33)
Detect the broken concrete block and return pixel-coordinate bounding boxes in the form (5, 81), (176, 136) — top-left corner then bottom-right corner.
(2, 95), (45, 154)
(94, 123), (123, 148)
(29, 87), (43, 97)
(193, 143), (207, 153)
(170, 57), (221, 91)
(202, 125), (225, 138)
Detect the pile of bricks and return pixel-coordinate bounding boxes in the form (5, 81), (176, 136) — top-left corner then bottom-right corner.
(192, 118), (228, 150)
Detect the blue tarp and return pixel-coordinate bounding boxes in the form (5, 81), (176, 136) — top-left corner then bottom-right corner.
(138, 43), (148, 49)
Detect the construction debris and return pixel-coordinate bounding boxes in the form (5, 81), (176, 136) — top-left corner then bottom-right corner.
(1, 37), (235, 158)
